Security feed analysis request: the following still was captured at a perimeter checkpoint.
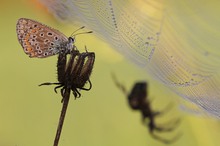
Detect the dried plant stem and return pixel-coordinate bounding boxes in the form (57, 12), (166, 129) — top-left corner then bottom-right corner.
(53, 88), (71, 146)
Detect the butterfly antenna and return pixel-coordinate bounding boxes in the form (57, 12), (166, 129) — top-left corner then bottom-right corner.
(72, 31), (93, 37)
(70, 26), (93, 37)
(70, 26), (85, 37)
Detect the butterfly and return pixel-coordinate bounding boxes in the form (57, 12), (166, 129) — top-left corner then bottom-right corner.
(16, 18), (89, 58)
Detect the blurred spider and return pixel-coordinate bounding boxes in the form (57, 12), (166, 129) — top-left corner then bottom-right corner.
(112, 75), (181, 144)
(39, 47), (95, 100)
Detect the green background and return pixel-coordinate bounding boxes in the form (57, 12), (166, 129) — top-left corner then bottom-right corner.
(0, 0), (219, 146)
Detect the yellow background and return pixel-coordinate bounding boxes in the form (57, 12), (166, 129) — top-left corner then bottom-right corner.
(0, 0), (219, 146)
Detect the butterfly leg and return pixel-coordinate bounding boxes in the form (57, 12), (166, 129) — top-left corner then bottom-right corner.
(150, 132), (182, 144)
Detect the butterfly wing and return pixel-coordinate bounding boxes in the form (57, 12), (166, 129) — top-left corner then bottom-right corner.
(16, 18), (69, 58)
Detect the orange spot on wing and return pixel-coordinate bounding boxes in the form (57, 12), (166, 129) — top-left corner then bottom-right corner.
(24, 34), (32, 47)
(27, 47), (32, 52)
(24, 34), (30, 41)
(30, 52), (35, 57)
(31, 27), (39, 33)
(31, 29), (36, 33)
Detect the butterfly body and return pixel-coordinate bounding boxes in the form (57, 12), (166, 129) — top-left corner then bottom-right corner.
(16, 18), (75, 58)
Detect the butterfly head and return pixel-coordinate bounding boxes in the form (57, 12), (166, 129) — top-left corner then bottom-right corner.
(67, 27), (92, 53)
(63, 37), (76, 54)
(68, 37), (75, 44)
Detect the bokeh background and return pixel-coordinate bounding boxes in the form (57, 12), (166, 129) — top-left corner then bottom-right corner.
(0, 0), (220, 146)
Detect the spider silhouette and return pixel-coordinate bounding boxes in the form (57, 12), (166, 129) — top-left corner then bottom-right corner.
(112, 75), (181, 144)
(39, 47), (95, 146)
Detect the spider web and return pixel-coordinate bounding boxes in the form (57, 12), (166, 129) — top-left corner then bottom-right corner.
(39, 0), (220, 118)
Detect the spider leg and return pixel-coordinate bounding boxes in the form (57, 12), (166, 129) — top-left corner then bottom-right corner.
(154, 118), (181, 132)
(153, 103), (174, 117)
(111, 73), (127, 95)
(150, 132), (182, 144)
(144, 114), (180, 134)
(144, 116), (182, 144)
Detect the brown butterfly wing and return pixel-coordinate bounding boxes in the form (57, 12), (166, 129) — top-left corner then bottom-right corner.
(16, 18), (68, 58)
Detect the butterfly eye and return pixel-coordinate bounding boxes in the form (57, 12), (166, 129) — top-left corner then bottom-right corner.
(60, 49), (65, 54)
(68, 37), (75, 43)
